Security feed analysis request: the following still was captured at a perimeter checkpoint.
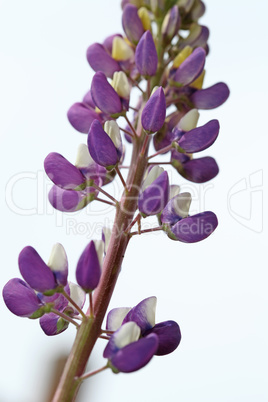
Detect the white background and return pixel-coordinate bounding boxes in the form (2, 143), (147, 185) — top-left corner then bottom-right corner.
(0, 1), (267, 401)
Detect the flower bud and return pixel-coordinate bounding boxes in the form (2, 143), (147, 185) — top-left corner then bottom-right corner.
(44, 152), (86, 190)
(91, 72), (123, 115)
(141, 87), (166, 133)
(76, 241), (103, 292)
(47, 243), (68, 287)
(135, 31), (158, 76)
(86, 43), (121, 78)
(122, 4), (144, 44)
(48, 185), (95, 213)
(161, 6), (181, 43)
(174, 47), (206, 87)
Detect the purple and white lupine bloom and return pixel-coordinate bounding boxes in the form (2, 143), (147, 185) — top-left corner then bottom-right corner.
(138, 166), (169, 217)
(161, 192), (218, 242)
(106, 296), (181, 358)
(3, 1), (230, 399)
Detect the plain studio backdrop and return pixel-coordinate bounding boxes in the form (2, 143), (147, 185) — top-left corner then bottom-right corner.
(0, 1), (267, 401)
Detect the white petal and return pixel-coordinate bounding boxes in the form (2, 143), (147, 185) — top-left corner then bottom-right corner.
(47, 243), (67, 272)
(75, 143), (94, 168)
(106, 307), (131, 331)
(178, 109), (200, 131)
(114, 322), (141, 349)
(93, 240), (104, 267)
(173, 192), (192, 218)
(69, 282), (86, 309)
(142, 165), (164, 191)
(104, 121), (122, 149)
(169, 184), (180, 200)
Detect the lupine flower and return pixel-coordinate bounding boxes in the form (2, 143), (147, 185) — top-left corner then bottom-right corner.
(122, 4), (144, 44)
(86, 43), (121, 78)
(76, 240), (104, 292)
(171, 150), (219, 183)
(178, 119), (220, 153)
(138, 166), (169, 216)
(88, 120), (123, 169)
(67, 100), (102, 134)
(106, 296), (181, 357)
(104, 321), (159, 373)
(174, 47), (206, 87)
(161, 192), (218, 242)
(48, 186), (96, 213)
(180, 23), (209, 49)
(135, 30), (158, 76)
(3, 278), (44, 318)
(44, 152), (86, 191)
(91, 72), (123, 115)
(39, 283), (86, 336)
(161, 5), (181, 43)
(141, 87), (166, 133)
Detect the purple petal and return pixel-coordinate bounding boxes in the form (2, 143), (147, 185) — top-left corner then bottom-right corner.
(86, 43), (121, 78)
(39, 312), (69, 336)
(135, 31), (158, 76)
(162, 6), (181, 42)
(82, 90), (96, 108)
(91, 72), (122, 115)
(76, 241), (101, 292)
(180, 156), (219, 183)
(44, 153), (85, 190)
(19, 247), (57, 293)
(67, 103), (102, 134)
(138, 171), (169, 216)
(122, 4), (144, 44)
(141, 87), (166, 133)
(48, 185), (92, 212)
(123, 296), (156, 333)
(88, 120), (119, 167)
(178, 119), (220, 153)
(104, 321), (141, 359)
(144, 320), (181, 356)
(175, 47), (206, 86)
(190, 82), (230, 109)
(182, 24), (209, 48)
(3, 278), (43, 317)
(110, 334), (159, 373)
(171, 211), (218, 243)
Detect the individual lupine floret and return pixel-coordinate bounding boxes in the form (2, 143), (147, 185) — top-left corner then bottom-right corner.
(67, 90), (103, 134)
(178, 119), (220, 153)
(86, 43), (121, 78)
(91, 72), (124, 115)
(3, 278), (45, 318)
(138, 166), (169, 217)
(48, 186), (96, 213)
(171, 150), (219, 183)
(141, 87), (166, 133)
(76, 240), (104, 293)
(135, 30), (158, 76)
(161, 192), (218, 242)
(39, 283), (86, 335)
(88, 120), (123, 169)
(173, 47), (206, 87)
(122, 4), (145, 44)
(103, 321), (159, 373)
(161, 5), (181, 43)
(106, 296), (181, 357)
(44, 153), (86, 191)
